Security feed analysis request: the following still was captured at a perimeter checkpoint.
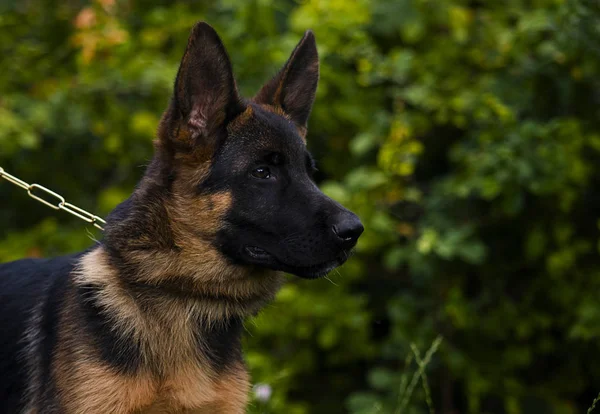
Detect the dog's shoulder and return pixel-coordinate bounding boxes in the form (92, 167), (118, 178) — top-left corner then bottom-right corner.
(0, 254), (80, 286)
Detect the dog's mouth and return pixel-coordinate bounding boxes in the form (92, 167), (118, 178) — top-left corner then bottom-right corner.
(245, 246), (272, 261)
(243, 246), (349, 279)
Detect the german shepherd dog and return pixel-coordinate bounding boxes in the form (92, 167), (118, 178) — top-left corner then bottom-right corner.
(0, 22), (363, 413)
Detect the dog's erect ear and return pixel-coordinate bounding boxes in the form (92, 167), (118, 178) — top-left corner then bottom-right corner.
(171, 22), (244, 146)
(254, 31), (319, 135)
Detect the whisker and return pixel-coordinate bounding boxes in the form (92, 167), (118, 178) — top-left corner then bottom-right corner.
(324, 275), (339, 286)
(85, 228), (100, 244)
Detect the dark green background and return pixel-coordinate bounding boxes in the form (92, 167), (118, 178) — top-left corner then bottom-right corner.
(2, 0), (600, 412)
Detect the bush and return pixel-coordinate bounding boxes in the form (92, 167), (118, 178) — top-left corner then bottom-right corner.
(2, 0), (600, 412)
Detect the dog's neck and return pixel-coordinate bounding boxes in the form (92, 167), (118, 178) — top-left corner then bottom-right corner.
(73, 174), (283, 372)
(74, 245), (281, 373)
(98, 168), (284, 319)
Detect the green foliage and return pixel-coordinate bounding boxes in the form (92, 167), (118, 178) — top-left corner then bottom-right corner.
(2, 0), (600, 412)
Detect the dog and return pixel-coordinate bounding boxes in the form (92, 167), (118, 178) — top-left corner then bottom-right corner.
(0, 22), (363, 413)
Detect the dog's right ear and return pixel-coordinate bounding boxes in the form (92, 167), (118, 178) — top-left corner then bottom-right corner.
(254, 31), (319, 138)
(162, 22), (245, 151)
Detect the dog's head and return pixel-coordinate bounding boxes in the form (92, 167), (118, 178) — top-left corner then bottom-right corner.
(156, 22), (363, 279)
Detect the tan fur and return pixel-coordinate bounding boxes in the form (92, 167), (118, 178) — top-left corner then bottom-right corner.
(64, 156), (280, 410)
(59, 141), (282, 411)
(169, 189), (232, 237)
(258, 103), (288, 119)
(60, 246), (262, 413)
(102, 144), (283, 318)
(296, 124), (308, 140)
(228, 105), (253, 130)
(257, 103), (307, 141)
(134, 362), (247, 413)
(75, 247), (280, 359)
(116, 180), (283, 315)
(54, 359), (155, 414)
(53, 286), (155, 413)
(53, 341), (247, 413)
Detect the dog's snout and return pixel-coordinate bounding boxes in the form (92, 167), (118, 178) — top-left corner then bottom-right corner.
(331, 212), (364, 247)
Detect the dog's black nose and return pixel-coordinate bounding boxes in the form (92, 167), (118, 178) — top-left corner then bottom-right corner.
(331, 213), (364, 247)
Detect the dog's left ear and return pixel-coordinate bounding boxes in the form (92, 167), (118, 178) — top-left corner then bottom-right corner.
(254, 31), (319, 136)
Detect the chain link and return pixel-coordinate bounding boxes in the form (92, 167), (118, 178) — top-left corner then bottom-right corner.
(0, 166), (106, 231)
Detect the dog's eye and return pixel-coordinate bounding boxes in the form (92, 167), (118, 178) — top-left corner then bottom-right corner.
(251, 167), (271, 179)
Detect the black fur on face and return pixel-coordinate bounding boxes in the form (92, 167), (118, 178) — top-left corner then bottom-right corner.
(162, 23), (363, 279)
(209, 103), (362, 279)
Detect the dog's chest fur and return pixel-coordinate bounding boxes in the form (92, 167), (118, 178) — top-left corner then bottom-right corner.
(18, 247), (281, 413)
(50, 354), (248, 413)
